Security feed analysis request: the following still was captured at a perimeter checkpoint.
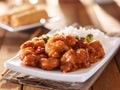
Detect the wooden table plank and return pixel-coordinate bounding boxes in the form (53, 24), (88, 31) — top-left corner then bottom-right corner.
(115, 48), (120, 72)
(0, 80), (22, 90)
(81, 1), (120, 90)
(94, 6), (120, 36)
(92, 59), (120, 90)
(23, 86), (44, 90)
(0, 31), (30, 90)
(0, 29), (6, 48)
(0, 29), (7, 74)
(77, 2), (92, 26)
(99, 3), (120, 21)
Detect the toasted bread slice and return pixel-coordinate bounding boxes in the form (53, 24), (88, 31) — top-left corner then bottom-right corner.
(10, 9), (48, 27)
(0, 5), (35, 25)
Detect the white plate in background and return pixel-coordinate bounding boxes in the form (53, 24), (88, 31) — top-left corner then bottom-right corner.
(0, 16), (61, 32)
(0, 22), (44, 32)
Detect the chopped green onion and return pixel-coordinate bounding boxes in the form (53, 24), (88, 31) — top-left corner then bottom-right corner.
(40, 35), (49, 43)
(86, 34), (93, 42)
(80, 34), (93, 42)
(75, 36), (79, 40)
(81, 37), (85, 41)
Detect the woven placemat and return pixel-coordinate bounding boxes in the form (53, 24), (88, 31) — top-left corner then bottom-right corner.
(1, 69), (86, 90)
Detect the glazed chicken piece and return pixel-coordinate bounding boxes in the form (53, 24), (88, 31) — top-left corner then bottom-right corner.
(61, 48), (90, 73)
(22, 54), (38, 67)
(45, 34), (68, 58)
(45, 34), (77, 58)
(76, 49), (90, 68)
(21, 37), (45, 50)
(65, 35), (78, 47)
(20, 50), (47, 67)
(39, 57), (60, 70)
(51, 34), (77, 47)
(20, 47), (35, 60)
(46, 40), (69, 58)
(87, 40), (105, 63)
(20, 38), (45, 54)
(20, 40), (34, 50)
(20, 37), (47, 67)
(61, 49), (78, 73)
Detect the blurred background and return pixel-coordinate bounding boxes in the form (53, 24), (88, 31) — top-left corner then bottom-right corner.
(0, 0), (120, 90)
(0, 0), (119, 27)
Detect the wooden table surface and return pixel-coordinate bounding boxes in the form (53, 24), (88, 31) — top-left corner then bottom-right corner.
(0, 0), (120, 90)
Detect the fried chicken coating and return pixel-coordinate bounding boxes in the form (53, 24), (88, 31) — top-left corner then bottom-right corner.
(39, 57), (60, 70)
(61, 49), (90, 73)
(22, 54), (38, 67)
(87, 40), (105, 63)
(20, 33), (105, 73)
(61, 49), (78, 73)
(45, 34), (77, 58)
(45, 40), (69, 58)
(20, 37), (47, 66)
(76, 49), (90, 68)
(20, 41), (34, 50)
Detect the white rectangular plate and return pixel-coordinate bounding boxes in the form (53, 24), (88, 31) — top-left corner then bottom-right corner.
(0, 17), (61, 32)
(4, 27), (120, 82)
(0, 22), (43, 32)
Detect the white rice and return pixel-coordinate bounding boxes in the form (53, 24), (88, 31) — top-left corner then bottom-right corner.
(48, 26), (109, 43)
(47, 26), (111, 53)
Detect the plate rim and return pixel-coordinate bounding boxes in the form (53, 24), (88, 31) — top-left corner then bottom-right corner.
(0, 22), (44, 32)
(0, 16), (60, 32)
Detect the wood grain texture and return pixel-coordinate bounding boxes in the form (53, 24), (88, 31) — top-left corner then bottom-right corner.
(0, 29), (6, 49)
(115, 48), (120, 72)
(0, 31), (30, 90)
(0, 80), (22, 90)
(99, 3), (120, 21)
(77, 2), (92, 26)
(93, 59), (120, 90)
(89, 88), (93, 90)
(23, 86), (44, 90)
(0, 31), (30, 74)
(93, 3), (120, 36)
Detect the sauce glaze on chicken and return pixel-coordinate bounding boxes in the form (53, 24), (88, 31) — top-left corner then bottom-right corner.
(20, 33), (105, 73)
